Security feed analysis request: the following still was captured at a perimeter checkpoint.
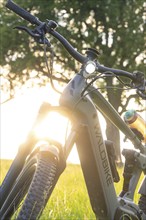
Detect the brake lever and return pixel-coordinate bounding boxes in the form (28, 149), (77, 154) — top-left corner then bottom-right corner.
(14, 25), (39, 37)
(14, 25), (51, 47)
(131, 71), (146, 99)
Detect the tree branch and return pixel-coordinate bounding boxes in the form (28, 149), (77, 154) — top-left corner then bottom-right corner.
(119, 94), (138, 115)
(1, 97), (14, 104)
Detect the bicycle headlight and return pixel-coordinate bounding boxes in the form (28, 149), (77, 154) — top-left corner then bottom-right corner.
(83, 61), (96, 78)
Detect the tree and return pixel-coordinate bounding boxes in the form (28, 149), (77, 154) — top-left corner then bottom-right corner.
(1, 0), (145, 162)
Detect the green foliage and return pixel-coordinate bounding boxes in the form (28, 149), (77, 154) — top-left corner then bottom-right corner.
(1, 0), (145, 162)
(1, 0), (145, 89)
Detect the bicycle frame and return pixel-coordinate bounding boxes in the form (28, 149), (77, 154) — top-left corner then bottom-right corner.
(1, 71), (145, 220)
(57, 73), (145, 219)
(2, 1), (146, 218)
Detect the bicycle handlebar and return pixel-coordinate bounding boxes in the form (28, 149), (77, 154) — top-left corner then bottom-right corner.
(49, 28), (87, 64)
(5, 0), (146, 99)
(6, 1), (87, 64)
(96, 65), (135, 80)
(6, 0), (42, 26)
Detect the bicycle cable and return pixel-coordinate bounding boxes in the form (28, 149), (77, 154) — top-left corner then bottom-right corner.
(81, 71), (134, 97)
(43, 38), (62, 94)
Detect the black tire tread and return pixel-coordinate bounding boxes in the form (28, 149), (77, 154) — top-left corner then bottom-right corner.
(17, 153), (58, 220)
(1, 152), (58, 220)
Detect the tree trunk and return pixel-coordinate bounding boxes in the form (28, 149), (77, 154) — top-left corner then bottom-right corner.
(105, 118), (122, 163)
(105, 77), (123, 164)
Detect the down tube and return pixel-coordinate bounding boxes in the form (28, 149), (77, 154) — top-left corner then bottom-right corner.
(74, 121), (118, 220)
(60, 75), (119, 219)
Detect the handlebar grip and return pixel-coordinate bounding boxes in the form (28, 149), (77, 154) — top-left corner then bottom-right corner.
(5, 0), (42, 26)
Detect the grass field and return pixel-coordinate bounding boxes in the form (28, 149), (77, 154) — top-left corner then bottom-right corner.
(0, 159), (144, 220)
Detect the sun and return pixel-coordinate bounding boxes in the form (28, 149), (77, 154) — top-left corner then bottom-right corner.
(33, 111), (81, 163)
(34, 111), (70, 146)
(1, 87), (80, 163)
(1, 84), (109, 164)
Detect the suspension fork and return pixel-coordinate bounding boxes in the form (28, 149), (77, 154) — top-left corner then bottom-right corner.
(0, 102), (53, 207)
(0, 102), (73, 207)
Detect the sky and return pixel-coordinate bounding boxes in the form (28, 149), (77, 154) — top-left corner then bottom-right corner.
(1, 85), (107, 164)
(1, 86), (145, 164)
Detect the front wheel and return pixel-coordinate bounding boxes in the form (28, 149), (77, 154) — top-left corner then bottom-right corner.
(1, 150), (60, 220)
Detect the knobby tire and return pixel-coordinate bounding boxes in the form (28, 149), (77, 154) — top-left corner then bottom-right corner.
(1, 151), (58, 220)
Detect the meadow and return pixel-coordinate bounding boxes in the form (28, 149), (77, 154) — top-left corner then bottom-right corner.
(0, 159), (144, 220)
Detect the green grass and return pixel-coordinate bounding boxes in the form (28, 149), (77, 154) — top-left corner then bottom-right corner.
(0, 159), (12, 184)
(0, 159), (144, 220)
